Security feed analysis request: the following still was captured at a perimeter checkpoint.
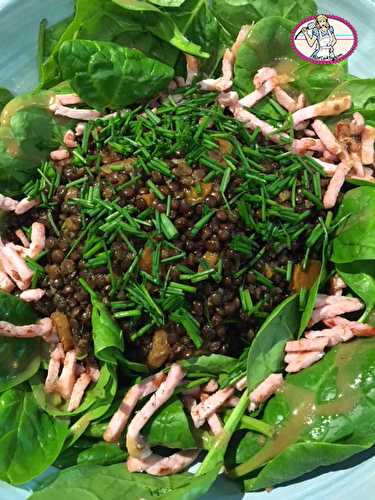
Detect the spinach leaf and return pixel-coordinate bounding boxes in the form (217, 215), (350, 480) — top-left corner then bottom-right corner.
(148, 0), (187, 6)
(0, 292), (41, 393)
(30, 463), (216, 500)
(0, 87), (14, 112)
(112, 0), (209, 58)
(232, 338), (375, 490)
(77, 442), (126, 466)
(38, 15), (73, 78)
(293, 62), (349, 103)
(145, 398), (197, 449)
(246, 295), (300, 391)
(337, 261), (375, 320)
(332, 187), (375, 264)
(181, 353), (237, 377)
(170, 0), (230, 77)
(211, 0), (317, 38)
(233, 17), (296, 96)
(58, 40), (174, 111)
(0, 386), (69, 485)
(329, 79), (375, 120)
(30, 364), (114, 417)
(54, 438), (94, 468)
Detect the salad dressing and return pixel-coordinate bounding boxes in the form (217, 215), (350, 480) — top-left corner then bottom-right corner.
(0, 91), (55, 127)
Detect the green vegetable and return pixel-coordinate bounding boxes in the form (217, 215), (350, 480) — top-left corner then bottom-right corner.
(113, 0), (209, 58)
(0, 292), (41, 393)
(181, 353), (237, 377)
(77, 442), (126, 466)
(58, 40), (175, 111)
(332, 187), (375, 264)
(0, 386), (69, 485)
(38, 16), (73, 78)
(211, 0), (316, 38)
(30, 462), (217, 500)
(0, 87), (14, 112)
(145, 398), (197, 449)
(294, 62), (349, 103)
(232, 338), (375, 491)
(246, 295), (300, 391)
(80, 279), (124, 364)
(329, 78), (375, 120)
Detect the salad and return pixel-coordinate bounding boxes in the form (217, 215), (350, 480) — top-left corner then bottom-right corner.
(1, 0), (375, 498)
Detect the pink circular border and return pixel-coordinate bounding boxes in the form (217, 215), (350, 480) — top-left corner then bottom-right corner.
(290, 14), (358, 65)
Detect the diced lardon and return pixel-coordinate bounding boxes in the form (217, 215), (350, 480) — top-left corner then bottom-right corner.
(54, 350), (77, 400)
(0, 194), (18, 212)
(285, 351), (325, 373)
(185, 54), (199, 86)
(311, 119), (342, 155)
(19, 288), (45, 302)
(324, 316), (375, 337)
(323, 160), (352, 209)
(28, 222), (46, 259)
(126, 364), (185, 459)
(361, 125), (375, 165)
(14, 198), (39, 215)
(104, 371), (166, 443)
(68, 372), (92, 411)
(350, 112), (365, 135)
(49, 102), (101, 121)
(45, 343), (65, 393)
(127, 449), (199, 476)
(309, 295), (364, 326)
(292, 96), (352, 127)
(248, 373), (283, 412)
(0, 317), (53, 339)
(190, 386), (235, 428)
(285, 337), (329, 352)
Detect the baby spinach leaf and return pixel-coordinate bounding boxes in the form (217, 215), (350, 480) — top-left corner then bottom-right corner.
(211, 0), (316, 38)
(58, 40), (175, 111)
(38, 15), (74, 77)
(0, 386), (69, 485)
(293, 62), (349, 103)
(0, 87), (14, 112)
(234, 17), (296, 96)
(112, 0), (209, 58)
(233, 338), (375, 490)
(332, 187), (375, 264)
(30, 462), (216, 500)
(77, 442), (126, 466)
(145, 397), (197, 449)
(0, 292), (41, 393)
(181, 353), (237, 377)
(246, 294), (300, 391)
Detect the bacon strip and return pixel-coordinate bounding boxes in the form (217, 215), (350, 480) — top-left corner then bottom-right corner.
(310, 296), (363, 326)
(311, 119), (342, 155)
(15, 229), (30, 248)
(231, 24), (252, 58)
(1, 243), (32, 289)
(324, 316), (375, 337)
(361, 125), (375, 165)
(323, 160), (352, 209)
(127, 449), (199, 476)
(285, 337), (328, 352)
(206, 412), (224, 435)
(56, 93), (83, 106)
(235, 376), (247, 391)
(126, 364), (185, 459)
(68, 372), (91, 411)
(285, 351), (324, 373)
(19, 288), (45, 302)
(45, 343), (65, 393)
(330, 275), (347, 296)
(249, 373), (283, 412)
(253, 67), (277, 89)
(28, 223), (46, 259)
(350, 112), (365, 135)
(63, 130), (77, 149)
(190, 386), (234, 428)
(292, 96), (352, 127)
(104, 371), (166, 443)
(305, 325), (354, 346)
(239, 78), (277, 108)
(292, 138), (325, 155)
(15, 198), (39, 215)
(0, 271), (15, 292)
(203, 379), (219, 393)
(50, 148), (70, 161)
(0, 193), (18, 212)
(50, 103), (101, 121)
(55, 350), (77, 400)
(273, 86), (297, 113)
(232, 104), (289, 144)
(0, 317), (53, 339)
(0, 244), (26, 290)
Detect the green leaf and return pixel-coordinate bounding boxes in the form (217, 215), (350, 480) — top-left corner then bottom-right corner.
(293, 62), (349, 103)
(246, 295), (300, 391)
(112, 0), (209, 58)
(212, 0), (316, 38)
(0, 292), (41, 393)
(0, 87), (14, 112)
(332, 187), (375, 263)
(58, 40), (175, 111)
(30, 463), (216, 500)
(0, 386), (69, 485)
(145, 398), (197, 449)
(77, 442), (126, 466)
(337, 261), (375, 320)
(329, 78), (375, 120)
(181, 353), (237, 377)
(232, 338), (375, 489)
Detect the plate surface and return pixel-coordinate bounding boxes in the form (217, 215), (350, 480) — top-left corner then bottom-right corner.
(0, 0), (375, 498)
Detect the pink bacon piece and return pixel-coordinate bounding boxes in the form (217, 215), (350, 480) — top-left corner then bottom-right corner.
(185, 54), (199, 86)
(0, 270), (15, 292)
(361, 125), (375, 165)
(15, 229), (30, 248)
(203, 379), (219, 393)
(104, 371), (166, 443)
(127, 449), (199, 476)
(206, 412), (223, 435)
(232, 104), (289, 144)
(310, 158), (337, 176)
(285, 337), (329, 352)
(68, 372), (92, 411)
(0, 246), (27, 290)
(75, 122), (86, 136)
(249, 373), (283, 412)
(190, 386), (235, 428)
(0, 193), (18, 212)
(324, 316), (375, 337)
(1, 243), (32, 289)
(292, 96), (352, 127)
(253, 67), (277, 89)
(45, 343), (65, 393)
(350, 112), (365, 135)
(15, 198), (39, 215)
(305, 325), (354, 347)
(56, 93), (83, 106)
(273, 86), (298, 113)
(291, 138), (325, 155)
(235, 376), (247, 391)
(50, 103), (101, 121)
(330, 274), (347, 296)
(63, 130), (77, 149)
(50, 148), (70, 161)
(323, 160), (352, 209)
(311, 119), (342, 155)
(309, 296), (364, 326)
(55, 350), (77, 400)
(285, 351), (325, 373)
(239, 78), (278, 108)
(28, 222), (45, 259)
(126, 363), (185, 459)
(350, 152), (365, 177)
(0, 317), (53, 339)
(19, 288), (45, 302)
(231, 24), (252, 58)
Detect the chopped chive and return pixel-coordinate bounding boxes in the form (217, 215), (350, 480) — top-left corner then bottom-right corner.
(114, 309), (141, 319)
(65, 176), (88, 188)
(191, 210), (215, 237)
(253, 270), (273, 288)
(169, 282), (197, 293)
(161, 252), (186, 264)
(160, 213), (178, 240)
(166, 195), (171, 216)
(130, 321), (155, 341)
(147, 179), (165, 201)
(220, 168), (231, 194)
(286, 261), (293, 282)
(170, 308), (202, 348)
(239, 287), (253, 314)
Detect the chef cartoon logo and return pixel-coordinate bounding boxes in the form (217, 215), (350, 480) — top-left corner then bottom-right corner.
(291, 14), (357, 64)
